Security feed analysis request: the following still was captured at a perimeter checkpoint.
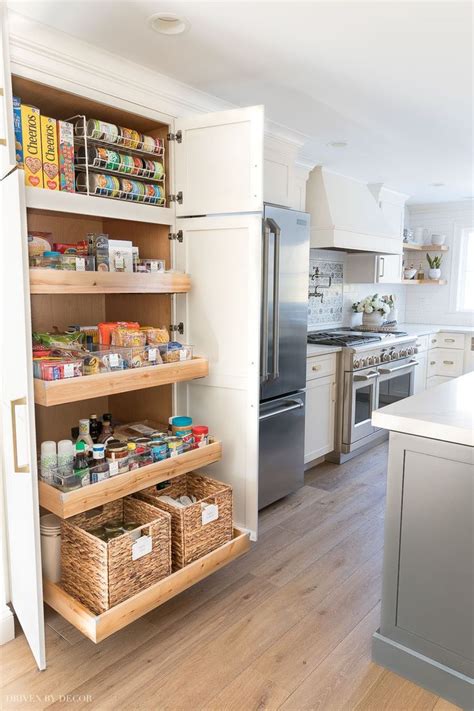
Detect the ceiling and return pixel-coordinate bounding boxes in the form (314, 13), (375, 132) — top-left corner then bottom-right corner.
(8, 0), (474, 203)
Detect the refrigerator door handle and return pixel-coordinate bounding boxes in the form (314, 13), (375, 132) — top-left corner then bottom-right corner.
(266, 217), (281, 380)
(260, 220), (271, 383)
(259, 399), (304, 421)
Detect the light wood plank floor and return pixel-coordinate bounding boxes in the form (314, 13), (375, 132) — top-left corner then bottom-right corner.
(1, 442), (461, 711)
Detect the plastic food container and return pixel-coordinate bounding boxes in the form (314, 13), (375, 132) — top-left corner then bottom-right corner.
(82, 346), (127, 374)
(34, 358), (83, 381)
(161, 343), (193, 363)
(146, 344), (166, 366)
(60, 254), (96, 271)
(40, 514), (62, 583)
(136, 259), (165, 273)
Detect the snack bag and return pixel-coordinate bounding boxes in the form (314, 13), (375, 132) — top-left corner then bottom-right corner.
(57, 120), (75, 192)
(21, 104), (43, 188)
(40, 116), (59, 190)
(13, 96), (23, 167)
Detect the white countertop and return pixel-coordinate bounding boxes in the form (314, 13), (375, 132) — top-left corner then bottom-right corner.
(307, 344), (342, 357)
(372, 372), (474, 446)
(398, 323), (474, 336)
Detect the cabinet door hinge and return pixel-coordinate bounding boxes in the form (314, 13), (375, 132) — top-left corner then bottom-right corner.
(167, 130), (182, 143)
(169, 191), (183, 204)
(168, 230), (183, 243)
(170, 322), (184, 336)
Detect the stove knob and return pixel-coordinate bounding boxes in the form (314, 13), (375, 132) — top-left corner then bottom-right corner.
(374, 355), (380, 364)
(353, 359), (360, 369)
(413, 347), (418, 354)
(367, 356), (374, 365)
(400, 349), (407, 358)
(360, 357), (367, 367)
(407, 347), (413, 355)
(382, 353), (391, 362)
(391, 351), (398, 360)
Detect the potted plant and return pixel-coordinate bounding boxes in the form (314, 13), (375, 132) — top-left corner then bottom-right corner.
(352, 294), (391, 327)
(426, 253), (442, 280)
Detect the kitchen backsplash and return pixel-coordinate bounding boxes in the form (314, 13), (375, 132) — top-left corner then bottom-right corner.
(308, 249), (407, 329)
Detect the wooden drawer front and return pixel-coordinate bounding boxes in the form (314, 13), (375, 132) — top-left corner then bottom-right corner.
(306, 354), (337, 381)
(427, 349), (464, 378)
(414, 335), (429, 352)
(437, 332), (465, 350)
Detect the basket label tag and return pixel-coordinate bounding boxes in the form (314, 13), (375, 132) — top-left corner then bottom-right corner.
(202, 503), (218, 525)
(109, 353), (119, 368)
(148, 348), (157, 362)
(108, 460), (119, 476)
(132, 535), (152, 560)
(76, 257), (86, 271)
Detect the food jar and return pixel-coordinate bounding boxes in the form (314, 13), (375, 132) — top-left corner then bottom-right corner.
(106, 442), (129, 476)
(151, 440), (169, 462)
(192, 426), (209, 448)
(166, 436), (184, 458)
(171, 416), (193, 436)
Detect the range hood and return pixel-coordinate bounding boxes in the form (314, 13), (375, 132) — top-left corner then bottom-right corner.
(306, 166), (402, 254)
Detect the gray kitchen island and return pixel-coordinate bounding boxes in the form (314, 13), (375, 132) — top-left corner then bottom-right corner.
(371, 372), (474, 710)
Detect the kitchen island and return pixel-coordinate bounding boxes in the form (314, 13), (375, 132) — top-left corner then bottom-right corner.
(371, 373), (474, 709)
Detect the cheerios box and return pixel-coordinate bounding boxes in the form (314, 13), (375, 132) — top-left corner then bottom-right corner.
(57, 120), (75, 192)
(21, 104), (43, 188)
(40, 116), (59, 190)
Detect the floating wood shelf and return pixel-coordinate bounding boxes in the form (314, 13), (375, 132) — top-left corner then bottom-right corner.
(25, 186), (174, 225)
(403, 243), (448, 252)
(29, 269), (191, 294)
(39, 440), (222, 518)
(401, 279), (447, 285)
(34, 357), (209, 407)
(43, 528), (250, 643)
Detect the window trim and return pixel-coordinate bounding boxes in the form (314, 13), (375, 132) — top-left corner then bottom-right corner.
(449, 223), (474, 314)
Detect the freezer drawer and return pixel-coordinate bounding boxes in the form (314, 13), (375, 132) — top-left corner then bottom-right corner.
(258, 393), (305, 509)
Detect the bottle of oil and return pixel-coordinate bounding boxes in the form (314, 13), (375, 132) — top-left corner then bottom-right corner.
(73, 441), (90, 487)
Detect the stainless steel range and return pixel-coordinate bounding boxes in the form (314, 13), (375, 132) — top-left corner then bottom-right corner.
(307, 328), (419, 463)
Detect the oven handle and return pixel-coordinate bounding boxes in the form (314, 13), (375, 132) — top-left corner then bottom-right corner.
(354, 370), (379, 381)
(378, 359), (419, 374)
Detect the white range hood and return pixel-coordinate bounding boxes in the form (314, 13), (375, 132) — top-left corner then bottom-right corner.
(306, 166), (403, 254)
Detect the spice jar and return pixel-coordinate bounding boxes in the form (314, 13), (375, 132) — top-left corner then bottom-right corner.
(105, 442), (129, 476)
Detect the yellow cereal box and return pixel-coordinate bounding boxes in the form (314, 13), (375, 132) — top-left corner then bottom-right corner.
(20, 104), (43, 188)
(40, 116), (59, 191)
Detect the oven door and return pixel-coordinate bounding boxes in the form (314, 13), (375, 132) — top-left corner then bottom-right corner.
(343, 368), (379, 447)
(376, 358), (418, 408)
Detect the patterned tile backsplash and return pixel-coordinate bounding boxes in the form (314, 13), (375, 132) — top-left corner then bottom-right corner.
(308, 250), (344, 329)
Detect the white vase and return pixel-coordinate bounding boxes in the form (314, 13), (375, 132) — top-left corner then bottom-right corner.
(429, 268), (441, 280)
(362, 311), (384, 328)
(431, 234), (445, 246)
(350, 312), (362, 328)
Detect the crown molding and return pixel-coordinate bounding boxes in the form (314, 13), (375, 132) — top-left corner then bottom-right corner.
(8, 10), (306, 148)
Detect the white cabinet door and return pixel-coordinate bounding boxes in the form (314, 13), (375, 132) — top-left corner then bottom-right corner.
(413, 352), (427, 394)
(174, 106), (263, 217)
(0, 5), (16, 175)
(377, 255), (402, 283)
(304, 375), (336, 464)
(0, 169), (45, 669)
(174, 215), (261, 538)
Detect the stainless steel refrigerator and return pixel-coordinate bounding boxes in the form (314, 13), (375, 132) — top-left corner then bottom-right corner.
(259, 204), (310, 509)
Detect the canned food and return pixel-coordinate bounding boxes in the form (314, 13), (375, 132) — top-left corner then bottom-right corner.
(151, 431), (168, 441)
(153, 137), (164, 154)
(178, 432), (194, 449)
(119, 126), (134, 148)
(120, 178), (134, 197)
(141, 135), (156, 153)
(167, 436), (184, 457)
(151, 440), (168, 462)
(121, 154), (134, 174)
(132, 156), (144, 175)
(106, 442), (129, 475)
(96, 147), (120, 170)
(87, 119), (119, 143)
(129, 130), (141, 149)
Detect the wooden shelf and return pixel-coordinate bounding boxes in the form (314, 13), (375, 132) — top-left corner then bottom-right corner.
(29, 269), (191, 295)
(401, 279), (447, 285)
(39, 440), (222, 518)
(34, 357), (209, 407)
(43, 528), (250, 643)
(25, 186), (174, 226)
(403, 243), (448, 252)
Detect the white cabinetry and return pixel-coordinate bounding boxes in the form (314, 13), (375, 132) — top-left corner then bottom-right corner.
(304, 354), (337, 464)
(368, 184), (408, 240)
(345, 253), (402, 284)
(414, 352), (428, 394)
(263, 136), (309, 209)
(425, 332), (466, 390)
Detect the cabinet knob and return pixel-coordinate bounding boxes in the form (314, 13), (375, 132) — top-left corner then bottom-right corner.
(430, 361), (436, 365)
(312, 364), (321, 371)
(444, 338), (455, 343)
(443, 360), (454, 365)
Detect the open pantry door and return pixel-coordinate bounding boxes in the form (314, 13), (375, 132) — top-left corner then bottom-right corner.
(174, 105), (264, 217)
(0, 168), (45, 669)
(174, 215), (261, 539)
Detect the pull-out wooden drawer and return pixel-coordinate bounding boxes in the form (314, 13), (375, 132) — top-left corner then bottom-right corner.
(306, 353), (337, 381)
(427, 348), (464, 378)
(414, 335), (429, 352)
(437, 332), (466, 350)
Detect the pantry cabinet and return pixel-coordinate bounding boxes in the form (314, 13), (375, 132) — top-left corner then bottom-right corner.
(304, 354), (337, 464)
(0, 30), (263, 670)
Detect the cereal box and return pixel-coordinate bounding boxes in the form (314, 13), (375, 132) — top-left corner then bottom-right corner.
(21, 104), (43, 188)
(13, 96), (23, 167)
(40, 116), (59, 190)
(57, 120), (75, 192)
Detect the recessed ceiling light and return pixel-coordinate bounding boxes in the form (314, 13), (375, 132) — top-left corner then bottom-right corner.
(148, 12), (190, 35)
(327, 141), (348, 148)
(430, 182), (445, 187)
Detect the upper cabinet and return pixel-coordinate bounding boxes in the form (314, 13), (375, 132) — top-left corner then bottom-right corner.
(306, 167), (407, 255)
(175, 106), (264, 217)
(345, 253), (402, 284)
(263, 134), (309, 210)
(368, 183), (408, 241)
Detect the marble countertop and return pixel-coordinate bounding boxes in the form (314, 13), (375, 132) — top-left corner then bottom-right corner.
(372, 371), (474, 446)
(307, 344), (342, 357)
(398, 323), (474, 336)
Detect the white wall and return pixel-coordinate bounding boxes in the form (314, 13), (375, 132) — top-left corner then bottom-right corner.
(343, 282), (407, 326)
(405, 201), (474, 326)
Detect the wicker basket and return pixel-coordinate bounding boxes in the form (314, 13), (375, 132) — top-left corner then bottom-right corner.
(136, 472), (233, 570)
(61, 497), (171, 614)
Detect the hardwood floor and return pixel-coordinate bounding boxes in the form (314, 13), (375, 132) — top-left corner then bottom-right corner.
(0, 442), (461, 710)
